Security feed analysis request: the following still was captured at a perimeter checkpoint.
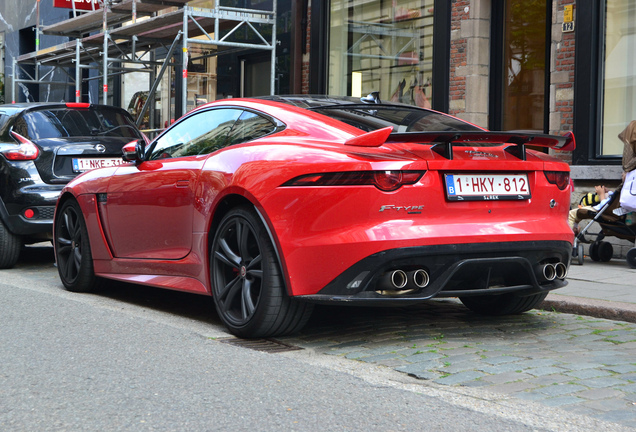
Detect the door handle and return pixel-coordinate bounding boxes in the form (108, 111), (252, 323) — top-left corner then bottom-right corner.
(176, 180), (189, 188)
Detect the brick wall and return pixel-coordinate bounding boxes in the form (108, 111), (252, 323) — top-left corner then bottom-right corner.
(449, 1), (470, 117)
(550, 0), (576, 163)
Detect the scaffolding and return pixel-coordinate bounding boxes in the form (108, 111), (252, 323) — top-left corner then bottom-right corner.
(13, 0), (277, 126)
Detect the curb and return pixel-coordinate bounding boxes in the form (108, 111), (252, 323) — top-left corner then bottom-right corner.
(541, 294), (636, 324)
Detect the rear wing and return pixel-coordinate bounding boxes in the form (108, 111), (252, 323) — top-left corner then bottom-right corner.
(345, 128), (576, 161)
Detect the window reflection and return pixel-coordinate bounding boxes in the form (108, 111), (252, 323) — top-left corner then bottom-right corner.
(601, 0), (636, 155)
(328, 1), (434, 108)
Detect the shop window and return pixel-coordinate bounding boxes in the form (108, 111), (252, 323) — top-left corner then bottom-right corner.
(600, 0), (636, 156)
(501, 1), (547, 132)
(328, 0), (434, 108)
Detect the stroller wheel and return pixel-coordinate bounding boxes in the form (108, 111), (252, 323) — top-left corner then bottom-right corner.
(598, 241), (613, 262)
(589, 243), (600, 262)
(575, 243), (584, 266)
(627, 248), (636, 269)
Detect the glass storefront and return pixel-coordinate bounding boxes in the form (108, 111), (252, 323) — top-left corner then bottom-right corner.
(601, 0), (636, 156)
(501, 0), (546, 132)
(328, 0), (434, 107)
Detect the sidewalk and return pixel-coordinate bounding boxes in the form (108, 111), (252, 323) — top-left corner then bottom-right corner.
(543, 258), (636, 323)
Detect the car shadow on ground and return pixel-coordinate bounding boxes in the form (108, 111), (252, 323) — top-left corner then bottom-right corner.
(17, 244), (553, 340)
(299, 300), (554, 342)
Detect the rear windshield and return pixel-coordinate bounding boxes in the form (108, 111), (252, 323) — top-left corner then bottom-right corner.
(311, 105), (482, 133)
(14, 107), (142, 140)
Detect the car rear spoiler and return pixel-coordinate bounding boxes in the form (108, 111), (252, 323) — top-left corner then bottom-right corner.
(345, 128), (576, 161)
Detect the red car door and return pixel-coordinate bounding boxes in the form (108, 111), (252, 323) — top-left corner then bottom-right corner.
(102, 108), (242, 259)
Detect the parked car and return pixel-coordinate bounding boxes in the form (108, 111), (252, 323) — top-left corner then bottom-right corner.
(0, 102), (144, 268)
(53, 95), (575, 338)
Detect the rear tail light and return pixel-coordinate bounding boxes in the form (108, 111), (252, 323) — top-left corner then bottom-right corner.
(3, 132), (40, 161)
(544, 171), (570, 190)
(282, 171), (425, 192)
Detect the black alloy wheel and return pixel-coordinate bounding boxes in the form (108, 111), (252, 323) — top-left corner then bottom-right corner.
(211, 207), (312, 338)
(54, 199), (102, 292)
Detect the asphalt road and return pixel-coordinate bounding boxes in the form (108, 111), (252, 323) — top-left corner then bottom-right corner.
(0, 246), (630, 431)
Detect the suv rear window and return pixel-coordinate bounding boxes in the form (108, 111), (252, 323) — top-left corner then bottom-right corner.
(14, 107), (141, 140)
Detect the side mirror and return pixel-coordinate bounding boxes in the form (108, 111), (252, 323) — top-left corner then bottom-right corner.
(122, 140), (144, 163)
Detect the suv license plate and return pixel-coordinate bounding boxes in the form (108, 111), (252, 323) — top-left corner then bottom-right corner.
(73, 158), (125, 172)
(445, 173), (531, 201)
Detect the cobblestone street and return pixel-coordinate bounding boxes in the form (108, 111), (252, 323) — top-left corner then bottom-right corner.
(285, 300), (636, 429)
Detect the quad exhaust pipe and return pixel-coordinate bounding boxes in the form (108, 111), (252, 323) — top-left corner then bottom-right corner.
(536, 262), (568, 282)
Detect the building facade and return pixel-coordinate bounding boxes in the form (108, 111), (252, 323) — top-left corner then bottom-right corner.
(0, 0), (632, 185)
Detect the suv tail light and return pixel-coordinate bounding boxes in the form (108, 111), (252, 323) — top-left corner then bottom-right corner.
(282, 171), (425, 192)
(544, 171), (570, 190)
(3, 132), (40, 161)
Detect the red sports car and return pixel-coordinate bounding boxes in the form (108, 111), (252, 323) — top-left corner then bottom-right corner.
(53, 95), (574, 338)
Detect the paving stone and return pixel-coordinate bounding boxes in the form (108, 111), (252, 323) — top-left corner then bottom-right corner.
(579, 398), (634, 412)
(395, 364), (439, 380)
(524, 366), (568, 377)
(580, 377), (629, 389)
(433, 371), (487, 386)
(537, 384), (588, 396)
(564, 368), (613, 380)
(481, 371), (533, 385)
(481, 356), (524, 365)
(541, 396), (584, 407)
(574, 388), (626, 401)
(406, 351), (445, 363)
(477, 363), (525, 375)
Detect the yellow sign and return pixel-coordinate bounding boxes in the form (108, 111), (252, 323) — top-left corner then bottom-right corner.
(564, 5), (573, 23)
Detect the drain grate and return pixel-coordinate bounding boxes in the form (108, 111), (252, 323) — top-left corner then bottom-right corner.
(217, 337), (303, 353)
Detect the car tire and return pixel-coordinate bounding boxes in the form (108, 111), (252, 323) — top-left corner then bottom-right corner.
(0, 218), (21, 269)
(54, 199), (104, 292)
(459, 292), (548, 316)
(211, 207), (313, 338)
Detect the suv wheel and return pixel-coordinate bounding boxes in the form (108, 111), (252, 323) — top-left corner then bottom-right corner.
(0, 219), (22, 269)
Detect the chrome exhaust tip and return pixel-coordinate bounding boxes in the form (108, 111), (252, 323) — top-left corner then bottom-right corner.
(555, 262), (568, 280)
(408, 269), (430, 289)
(535, 263), (556, 282)
(390, 269), (408, 289)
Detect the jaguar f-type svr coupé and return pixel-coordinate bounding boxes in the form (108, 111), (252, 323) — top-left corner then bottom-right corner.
(53, 95), (574, 337)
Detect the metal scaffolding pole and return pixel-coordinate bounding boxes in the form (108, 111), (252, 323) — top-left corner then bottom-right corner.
(181, 8), (188, 117)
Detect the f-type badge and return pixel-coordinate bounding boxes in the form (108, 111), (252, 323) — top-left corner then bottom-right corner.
(379, 205), (424, 214)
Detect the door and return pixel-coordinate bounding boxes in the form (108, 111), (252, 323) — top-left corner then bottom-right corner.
(102, 108), (242, 259)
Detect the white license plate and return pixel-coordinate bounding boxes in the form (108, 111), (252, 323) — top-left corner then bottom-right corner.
(72, 157), (125, 172)
(445, 173), (531, 201)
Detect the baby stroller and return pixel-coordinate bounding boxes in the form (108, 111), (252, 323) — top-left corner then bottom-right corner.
(572, 183), (636, 267)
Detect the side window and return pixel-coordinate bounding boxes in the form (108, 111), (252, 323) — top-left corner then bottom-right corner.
(148, 108), (242, 160)
(227, 110), (277, 145)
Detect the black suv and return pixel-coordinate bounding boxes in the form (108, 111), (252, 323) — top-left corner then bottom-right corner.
(0, 103), (144, 268)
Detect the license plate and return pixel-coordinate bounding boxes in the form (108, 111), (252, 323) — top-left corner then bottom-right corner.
(72, 157), (125, 172)
(445, 173), (531, 201)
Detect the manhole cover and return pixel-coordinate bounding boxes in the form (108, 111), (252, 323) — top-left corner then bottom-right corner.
(217, 338), (303, 353)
